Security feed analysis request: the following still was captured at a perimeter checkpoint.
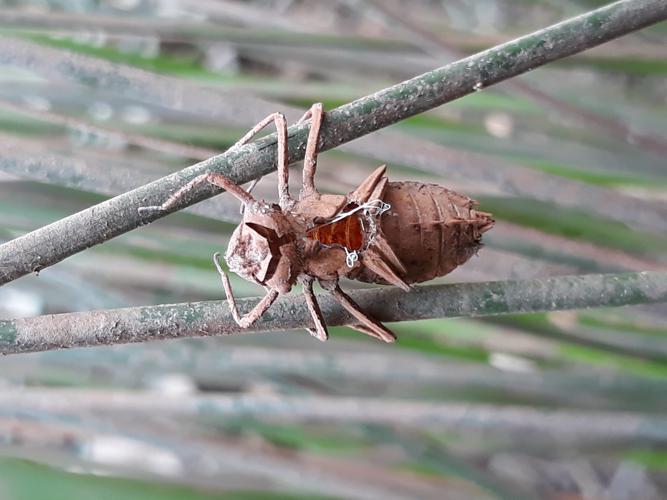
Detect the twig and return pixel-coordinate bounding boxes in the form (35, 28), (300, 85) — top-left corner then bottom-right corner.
(0, 0), (665, 286)
(0, 134), (243, 222)
(0, 419), (424, 500)
(4, 119), (666, 236)
(1, 133), (664, 276)
(0, 272), (664, 354)
(363, 0), (667, 156)
(0, 411), (456, 500)
(0, 8), (390, 48)
(0, 100), (219, 160)
(0, 36), (288, 129)
(2, 5), (662, 60)
(11, 344), (667, 409)
(488, 222), (663, 272)
(2, 140), (664, 275)
(3, 387), (667, 442)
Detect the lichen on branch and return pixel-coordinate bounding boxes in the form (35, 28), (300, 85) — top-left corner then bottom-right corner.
(1, 271), (665, 355)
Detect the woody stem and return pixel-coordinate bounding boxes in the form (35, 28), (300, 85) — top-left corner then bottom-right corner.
(0, 271), (665, 355)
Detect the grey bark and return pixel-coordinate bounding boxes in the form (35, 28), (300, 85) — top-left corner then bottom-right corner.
(1, 271), (665, 355)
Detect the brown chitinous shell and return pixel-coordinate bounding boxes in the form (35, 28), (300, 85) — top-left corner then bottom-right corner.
(143, 101), (494, 344)
(353, 181), (494, 285)
(306, 207), (364, 251)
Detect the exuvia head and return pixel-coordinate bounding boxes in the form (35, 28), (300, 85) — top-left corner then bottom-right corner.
(225, 201), (301, 294)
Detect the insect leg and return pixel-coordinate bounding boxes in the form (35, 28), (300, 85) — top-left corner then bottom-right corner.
(245, 177), (261, 196)
(301, 276), (329, 341)
(361, 245), (411, 292)
(297, 108), (312, 124)
(320, 280), (396, 343)
(300, 102), (324, 198)
(138, 172), (255, 215)
(232, 112), (291, 209)
(213, 252), (279, 328)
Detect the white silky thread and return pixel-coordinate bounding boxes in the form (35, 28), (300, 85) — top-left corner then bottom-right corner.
(335, 199), (391, 268)
(345, 249), (359, 268)
(330, 199), (391, 223)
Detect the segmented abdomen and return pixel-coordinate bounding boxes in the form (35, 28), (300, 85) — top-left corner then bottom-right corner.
(306, 212), (364, 251)
(362, 181), (494, 284)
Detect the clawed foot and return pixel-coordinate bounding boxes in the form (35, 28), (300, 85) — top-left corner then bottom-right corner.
(306, 327), (328, 342)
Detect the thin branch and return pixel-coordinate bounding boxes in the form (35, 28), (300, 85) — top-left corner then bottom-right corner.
(10, 344), (667, 410)
(0, 0), (665, 286)
(4, 387), (667, 443)
(2, 5), (662, 60)
(4, 116), (666, 237)
(0, 8), (390, 48)
(0, 272), (665, 355)
(1, 134), (663, 276)
(363, 0), (667, 156)
(489, 221), (663, 272)
(1, 136), (664, 275)
(0, 100), (219, 160)
(0, 37), (288, 130)
(0, 413), (467, 500)
(0, 134), (243, 222)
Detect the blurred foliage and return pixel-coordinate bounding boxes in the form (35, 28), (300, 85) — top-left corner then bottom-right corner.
(0, 0), (665, 499)
(0, 458), (320, 500)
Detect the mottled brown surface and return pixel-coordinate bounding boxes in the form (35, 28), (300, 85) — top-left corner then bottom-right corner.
(134, 103), (494, 343)
(356, 182), (494, 285)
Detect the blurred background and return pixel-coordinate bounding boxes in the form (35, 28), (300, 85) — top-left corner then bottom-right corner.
(0, 0), (666, 498)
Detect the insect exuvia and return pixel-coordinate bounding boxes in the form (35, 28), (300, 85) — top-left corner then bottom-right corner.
(140, 103), (494, 343)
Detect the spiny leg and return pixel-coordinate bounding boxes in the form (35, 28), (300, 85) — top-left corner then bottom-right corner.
(320, 279), (396, 343)
(139, 172), (255, 215)
(300, 102), (324, 198)
(348, 324), (389, 339)
(231, 112), (291, 209)
(301, 276), (329, 341)
(245, 177), (261, 196)
(139, 112), (292, 216)
(361, 244), (411, 292)
(213, 252), (278, 328)
(240, 177), (261, 214)
(297, 105), (316, 124)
